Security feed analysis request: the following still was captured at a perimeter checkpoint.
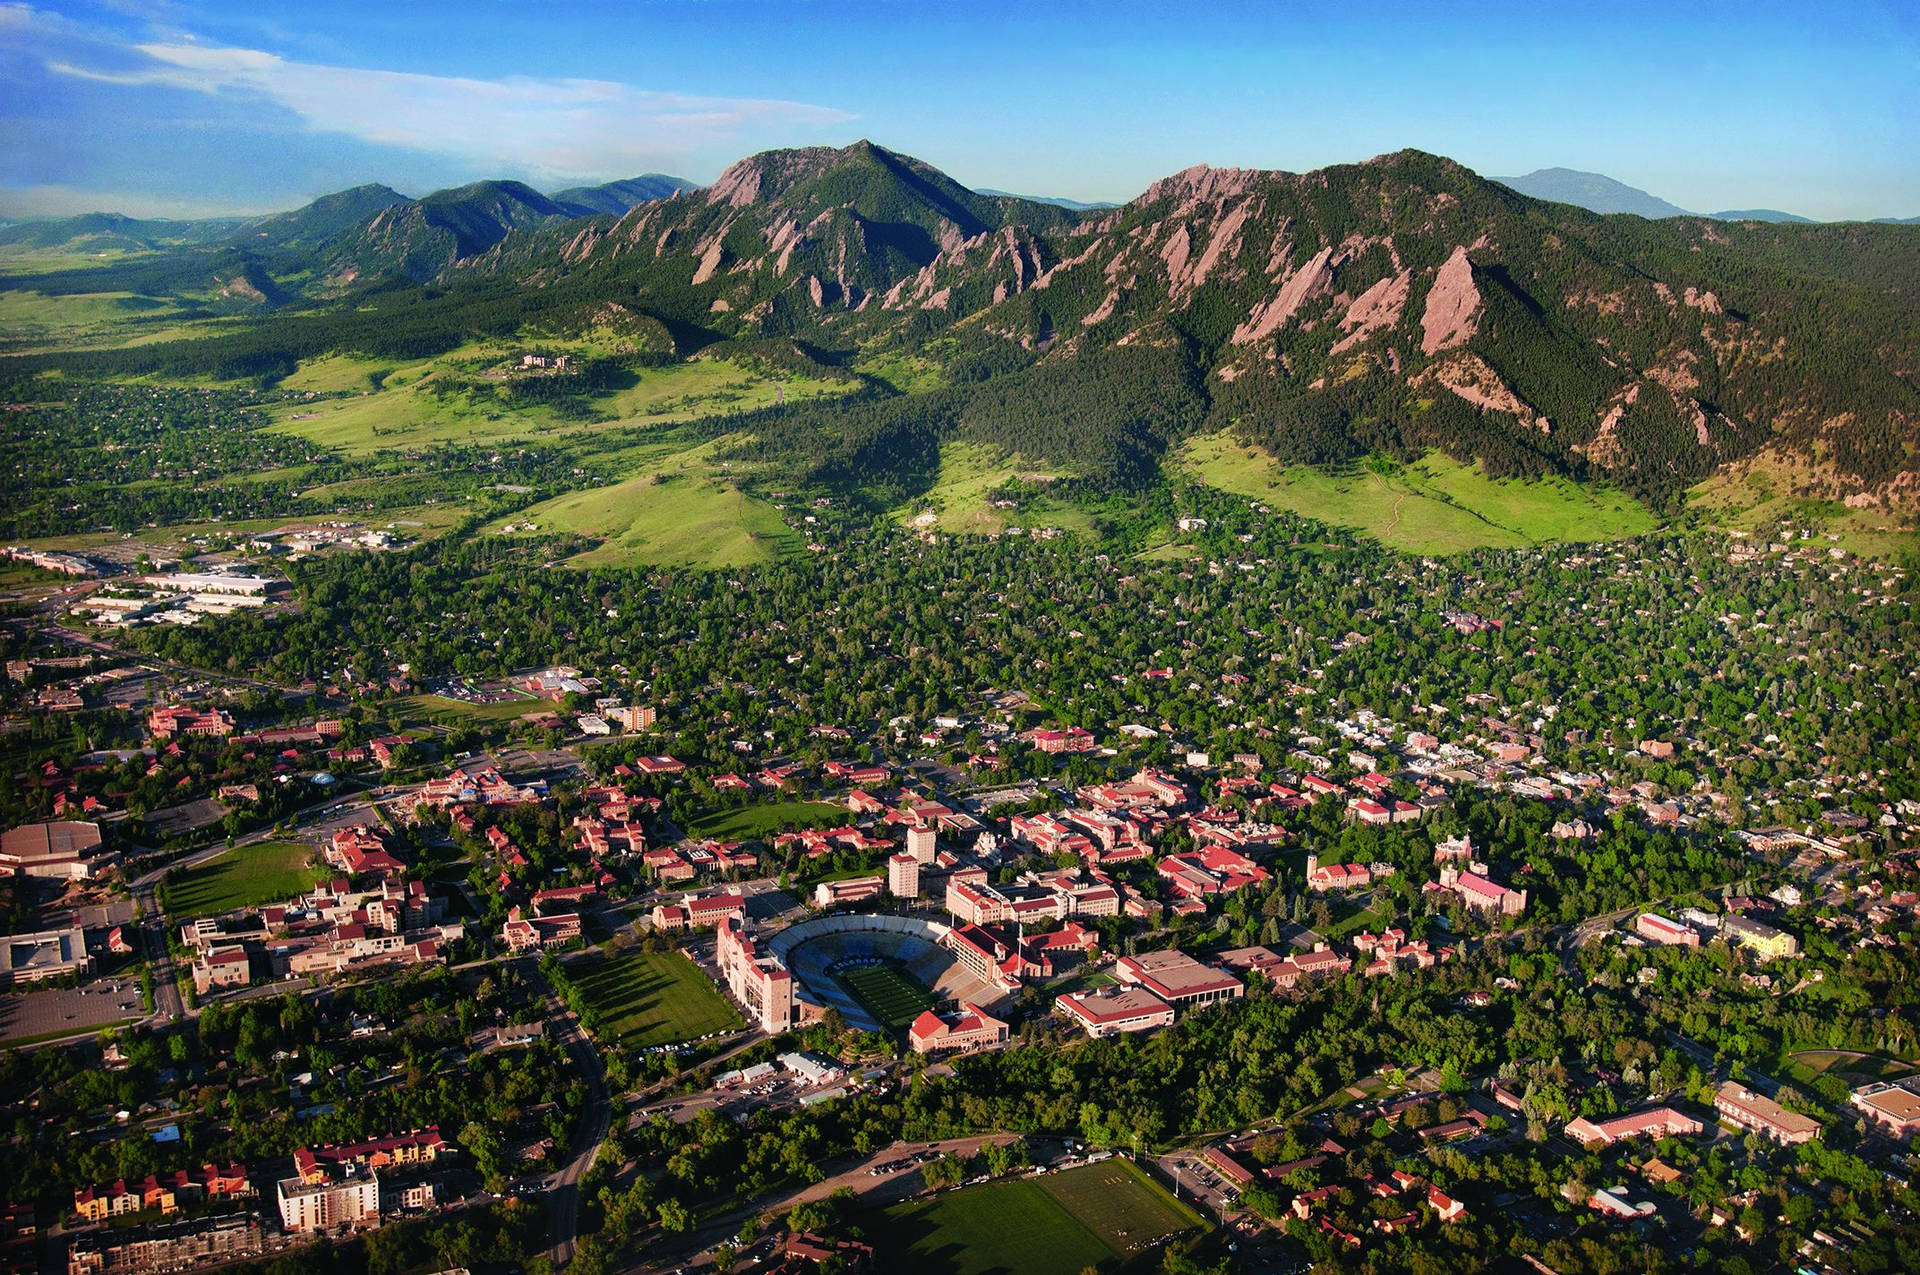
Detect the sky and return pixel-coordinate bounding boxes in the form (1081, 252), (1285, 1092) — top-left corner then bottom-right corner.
(1, 0), (1915, 222)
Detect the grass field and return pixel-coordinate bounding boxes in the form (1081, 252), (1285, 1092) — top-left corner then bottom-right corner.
(686, 801), (848, 841)
(836, 962), (935, 1032)
(875, 1160), (1202, 1275)
(1688, 452), (1919, 563)
(1179, 431), (1659, 554)
(160, 842), (324, 920)
(0, 289), (185, 351)
(389, 693), (544, 726)
(896, 441), (1087, 537)
(570, 949), (743, 1049)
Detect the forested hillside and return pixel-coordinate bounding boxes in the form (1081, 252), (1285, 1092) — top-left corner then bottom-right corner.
(3, 141), (1916, 511)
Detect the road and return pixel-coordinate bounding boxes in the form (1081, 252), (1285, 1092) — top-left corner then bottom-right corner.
(33, 622), (292, 694)
(534, 969), (614, 1270)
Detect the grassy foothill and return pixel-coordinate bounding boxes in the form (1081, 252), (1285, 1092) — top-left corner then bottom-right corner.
(1179, 431), (1659, 554)
(836, 962), (935, 1032)
(875, 1159), (1203, 1275)
(570, 949), (743, 1050)
(159, 842), (325, 920)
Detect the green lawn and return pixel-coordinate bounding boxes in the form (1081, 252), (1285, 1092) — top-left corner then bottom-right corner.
(1689, 453), (1920, 563)
(159, 842), (325, 920)
(686, 801), (848, 841)
(570, 949), (743, 1050)
(1179, 431), (1659, 554)
(874, 1160), (1202, 1275)
(389, 692), (544, 726)
(837, 962), (935, 1032)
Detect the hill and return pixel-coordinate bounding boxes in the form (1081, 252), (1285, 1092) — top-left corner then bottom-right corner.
(550, 175), (700, 216)
(1493, 168), (1692, 219)
(4, 142), (1916, 514)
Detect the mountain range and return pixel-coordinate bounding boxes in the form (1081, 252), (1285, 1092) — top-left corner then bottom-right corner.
(3, 142), (1915, 513)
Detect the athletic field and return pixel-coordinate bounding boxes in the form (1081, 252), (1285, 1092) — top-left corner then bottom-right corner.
(873, 1159), (1202, 1274)
(571, 949), (743, 1049)
(836, 962), (935, 1032)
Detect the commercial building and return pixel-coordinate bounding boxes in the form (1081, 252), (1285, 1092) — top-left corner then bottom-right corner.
(813, 875), (885, 909)
(1722, 915), (1801, 961)
(277, 1172), (379, 1234)
(2, 925), (92, 985)
(1850, 1079), (1920, 1137)
(1715, 1083), (1821, 1144)
(1056, 985), (1176, 1037)
(1113, 949), (1244, 1010)
(0, 821), (110, 880)
(67, 1213), (263, 1275)
(1634, 913), (1699, 947)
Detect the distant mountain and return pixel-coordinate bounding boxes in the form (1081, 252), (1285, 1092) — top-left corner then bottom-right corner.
(320, 179), (576, 284)
(229, 184), (411, 252)
(550, 175), (699, 217)
(1494, 168), (1691, 219)
(1873, 216), (1920, 225)
(975, 189), (1117, 212)
(0, 210), (241, 253)
(1708, 209), (1813, 224)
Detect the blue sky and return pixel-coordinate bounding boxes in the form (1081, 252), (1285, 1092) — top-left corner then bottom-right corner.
(2, 0), (1915, 220)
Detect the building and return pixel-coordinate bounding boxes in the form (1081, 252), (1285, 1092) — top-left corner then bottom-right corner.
(146, 706), (235, 740)
(887, 853), (922, 900)
(277, 1172), (380, 1234)
(67, 1214), (263, 1275)
(1056, 985), (1176, 1037)
(1714, 1082), (1821, 1144)
(0, 821), (110, 880)
(716, 916), (796, 1034)
(1306, 854), (1371, 892)
(190, 945), (253, 996)
(500, 907), (580, 951)
(1634, 913), (1699, 947)
(1, 925), (92, 985)
(1850, 1079), (1920, 1137)
(292, 1129), (448, 1183)
(1113, 949), (1244, 1010)
(1722, 914), (1800, 961)
(609, 705), (657, 732)
(907, 1002), (1009, 1055)
(941, 924), (1030, 996)
(1438, 865), (1527, 917)
(651, 891), (747, 931)
(1564, 1107), (1703, 1146)
(813, 875), (885, 909)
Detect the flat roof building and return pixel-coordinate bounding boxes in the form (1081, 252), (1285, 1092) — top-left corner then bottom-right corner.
(1057, 985), (1176, 1037)
(1113, 949), (1244, 1009)
(0, 820), (109, 880)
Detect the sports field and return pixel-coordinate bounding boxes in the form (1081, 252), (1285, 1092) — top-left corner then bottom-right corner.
(836, 962), (935, 1032)
(160, 842), (324, 920)
(570, 949), (743, 1049)
(874, 1160), (1202, 1275)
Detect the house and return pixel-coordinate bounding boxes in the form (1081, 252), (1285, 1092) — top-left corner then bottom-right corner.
(1056, 985), (1176, 1037)
(1714, 1082), (1820, 1144)
(291, 1128), (448, 1183)
(907, 1002), (1009, 1055)
(1564, 1107), (1703, 1146)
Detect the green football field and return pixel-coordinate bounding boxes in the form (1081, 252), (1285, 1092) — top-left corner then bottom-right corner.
(159, 842), (325, 920)
(836, 962), (935, 1031)
(570, 949), (744, 1049)
(873, 1159), (1202, 1275)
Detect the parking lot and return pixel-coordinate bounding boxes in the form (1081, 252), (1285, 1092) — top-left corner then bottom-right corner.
(0, 976), (146, 1044)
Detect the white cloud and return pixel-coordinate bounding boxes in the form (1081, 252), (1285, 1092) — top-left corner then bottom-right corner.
(0, 183), (282, 220)
(30, 14), (855, 182)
